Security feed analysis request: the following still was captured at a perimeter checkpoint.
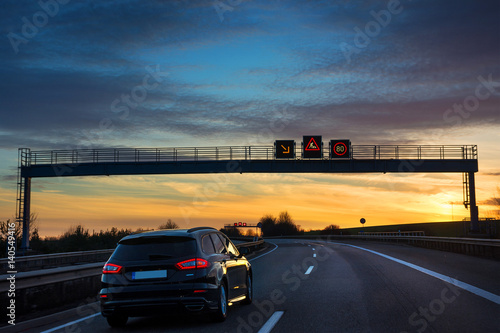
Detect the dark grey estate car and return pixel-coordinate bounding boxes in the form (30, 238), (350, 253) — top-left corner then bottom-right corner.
(100, 227), (252, 327)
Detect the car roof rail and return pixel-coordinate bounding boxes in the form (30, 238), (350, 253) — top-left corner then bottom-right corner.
(187, 226), (218, 233)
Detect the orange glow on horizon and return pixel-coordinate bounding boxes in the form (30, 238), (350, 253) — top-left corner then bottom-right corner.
(1, 170), (496, 238)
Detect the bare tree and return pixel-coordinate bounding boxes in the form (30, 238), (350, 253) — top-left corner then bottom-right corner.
(0, 212), (39, 244)
(259, 214), (276, 237)
(158, 219), (179, 230)
(276, 211), (300, 235)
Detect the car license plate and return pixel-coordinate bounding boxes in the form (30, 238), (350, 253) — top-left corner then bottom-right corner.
(132, 270), (167, 280)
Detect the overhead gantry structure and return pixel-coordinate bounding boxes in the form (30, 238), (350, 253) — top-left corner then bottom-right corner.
(16, 144), (479, 251)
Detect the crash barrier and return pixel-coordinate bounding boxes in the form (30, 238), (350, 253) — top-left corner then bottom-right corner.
(0, 240), (264, 320)
(359, 231), (425, 237)
(230, 237), (264, 251)
(1, 249), (114, 273)
(270, 234), (500, 260)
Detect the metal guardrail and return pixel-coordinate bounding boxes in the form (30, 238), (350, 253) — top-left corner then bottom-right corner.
(359, 231), (425, 237)
(363, 235), (500, 258)
(270, 234), (500, 245)
(269, 234), (500, 259)
(0, 262), (103, 291)
(375, 235), (500, 246)
(23, 145), (477, 165)
(236, 239), (264, 250)
(353, 145), (477, 160)
(0, 249), (114, 272)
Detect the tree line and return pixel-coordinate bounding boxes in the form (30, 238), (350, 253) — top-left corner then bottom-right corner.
(259, 211), (303, 236)
(0, 218), (181, 257)
(0, 212), (342, 256)
(257, 211), (340, 236)
(220, 211), (340, 237)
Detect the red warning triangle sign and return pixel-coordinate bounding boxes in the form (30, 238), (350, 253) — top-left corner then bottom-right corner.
(305, 137), (320, 151)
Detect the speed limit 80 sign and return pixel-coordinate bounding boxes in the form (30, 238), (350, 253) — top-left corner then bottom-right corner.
(330, 140), (351, 159)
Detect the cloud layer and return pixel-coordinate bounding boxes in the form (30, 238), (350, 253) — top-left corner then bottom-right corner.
(1, 0), (499, 150)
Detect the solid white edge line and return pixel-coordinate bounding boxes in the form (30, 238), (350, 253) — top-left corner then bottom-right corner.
(328, 241), (500, 305)
(40, 312), (100, 333)
(249, 242), (278, 261)
(305, 265), (314, 275)
(258, 311), (285, 333)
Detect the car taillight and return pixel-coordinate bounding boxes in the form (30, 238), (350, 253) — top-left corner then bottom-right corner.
(103, 263), (123, 274)
(175, 258), (209, 270)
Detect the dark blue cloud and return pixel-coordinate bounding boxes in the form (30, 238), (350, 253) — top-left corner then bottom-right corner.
(0, 0), (498, 151)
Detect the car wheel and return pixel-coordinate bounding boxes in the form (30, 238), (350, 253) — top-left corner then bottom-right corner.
(211, 283), (228, 322)
(106, 314), (128, 327)
(243, 273), (253, 305)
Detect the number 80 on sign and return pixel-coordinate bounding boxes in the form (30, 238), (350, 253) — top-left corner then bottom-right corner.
(330, 140), (351, 159)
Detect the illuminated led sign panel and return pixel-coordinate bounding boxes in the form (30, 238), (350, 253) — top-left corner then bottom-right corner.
(275, 140), (295, 159)
(330, 140), (351, 159)
(302, 136), (322, 158)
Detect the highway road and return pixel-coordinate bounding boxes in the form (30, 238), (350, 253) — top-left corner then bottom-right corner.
(5, 239), (500, 333)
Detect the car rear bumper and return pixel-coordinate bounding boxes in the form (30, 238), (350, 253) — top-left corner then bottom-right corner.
(101, 296), (218, 317)
(100, 287), (219, 317)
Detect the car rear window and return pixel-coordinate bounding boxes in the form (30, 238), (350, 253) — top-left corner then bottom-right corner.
(111, 236), (196, 261)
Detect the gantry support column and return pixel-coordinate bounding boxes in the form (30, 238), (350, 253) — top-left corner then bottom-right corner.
(468, 172), (479, 232)
(21, 177), (31, 253)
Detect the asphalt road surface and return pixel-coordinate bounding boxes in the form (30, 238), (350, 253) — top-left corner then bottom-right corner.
(6, 239), (500, 333)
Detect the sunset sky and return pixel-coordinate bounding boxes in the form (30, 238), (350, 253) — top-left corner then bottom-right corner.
(1, 0), (499, 237)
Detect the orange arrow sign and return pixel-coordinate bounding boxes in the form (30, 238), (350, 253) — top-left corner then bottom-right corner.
(281, 145), (290, 154)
